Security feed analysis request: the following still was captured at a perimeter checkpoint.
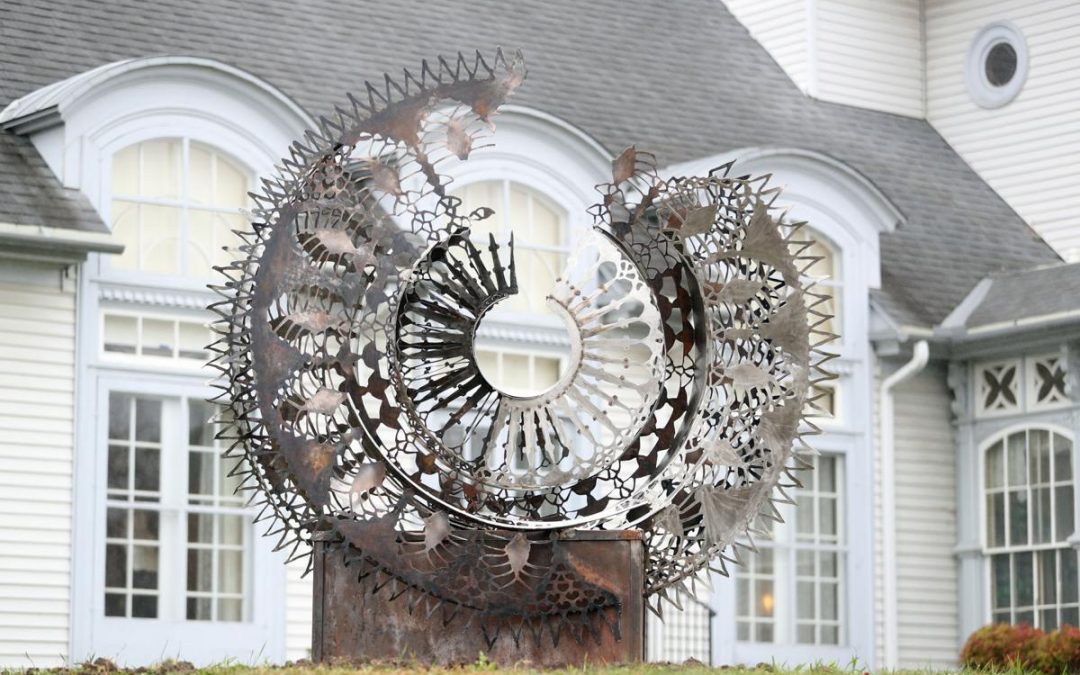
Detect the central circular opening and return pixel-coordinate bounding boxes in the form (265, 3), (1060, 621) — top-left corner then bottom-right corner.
(985, 41), (1018, 87)
(474, 300), (575, 398)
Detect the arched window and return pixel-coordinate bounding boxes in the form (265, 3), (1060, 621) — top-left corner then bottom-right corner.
(110, 138), (249, 277)
(984, 428), (1078, 628)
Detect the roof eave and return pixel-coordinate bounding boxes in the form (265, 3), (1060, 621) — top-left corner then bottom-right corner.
(0, 221), (122, 263)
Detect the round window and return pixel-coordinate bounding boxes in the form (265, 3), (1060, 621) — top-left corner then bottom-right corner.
(966, 23), (1028, 108)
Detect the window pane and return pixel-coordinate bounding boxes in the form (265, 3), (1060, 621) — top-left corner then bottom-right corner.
(755, 622), (773, 642)
(219, 550), (244, 594)
(218, 598), (243, 622)
(134, 448), (160, 494)
(1009, 491), (1029, 546)
(1058, 487), (1076, 544)
(133, 510), (159, 541)
(131, 594), (157, 619)
(178, 321), (210, 361)
(188, 401), (214, 446)
(991, 554), (1011, 610)
(131, 546), (159, 590)
(220, 515), (244, 546)
(106, 508), (127, 539)
(135, 399), (161, 443)
(797, 581), (814, 619)
(757, 580), (774, 617)
(188, 210), (219, 277)
(1033, 486), (1053, 544)
(819, 497), (837, 538)
(109, 201), (140, 271)
(139, 205), (182, 275)
(108, 393), (132, 440)
(111, 145), (140, 195)
(188, 451), (214, 498)
(141, 319), (174, 358)
(187, 548), (213, 593)
(797, 624), (815, 644)
(103, 315), (138, 354)
(105, 544), (127, 587)
(1039, 550), (1057, 605)
(986, 441), (1004, 488)
(821, 582), (839, 620)
(107, 445), (128, 491)
(188, 513), (213, 544)
(104, 593), (126, 617)
(1062, 552), (1077, 603)
(1030, 430), (1051, 484)
(819, 455), (836, 492)
(820, 625), (839, 645)
(736, 578), (750, 616)
(1053, 435), (1073, 482)
(213, 152), (249, 208)
(139, 139), (181, 200)
(187, 596), (212, 621)
(821, 551), (838, 579)
(1007, 432), (1027, 487)
(988, 493), (1006, 547)
(1014, 552), (1034, 607)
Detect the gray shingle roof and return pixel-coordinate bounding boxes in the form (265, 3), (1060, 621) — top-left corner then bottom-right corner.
(963, 263), (1080, 332)
(0, 0), (1059, 325)
(0, 132), (105, 232)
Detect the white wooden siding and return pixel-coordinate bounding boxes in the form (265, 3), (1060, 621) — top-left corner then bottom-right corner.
(0, 262), (77, 668)
(285, 559), (312, 661)
(926, 0), (1080, 260)
(887, 363), (959, 668)
(816, 0), (924, 117)
(723, 0), (811, 92)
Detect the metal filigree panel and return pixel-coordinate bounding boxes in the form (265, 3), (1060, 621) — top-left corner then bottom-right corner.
(211, 48), (833, 648)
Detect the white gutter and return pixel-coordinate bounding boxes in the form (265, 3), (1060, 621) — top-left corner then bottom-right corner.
(880, 339), (929, 670)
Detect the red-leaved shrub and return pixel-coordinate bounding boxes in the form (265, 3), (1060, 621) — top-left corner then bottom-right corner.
(1031, 624), (1080, 674)
(962, 623), (1080, 673)
(961, 623), (1044, 670)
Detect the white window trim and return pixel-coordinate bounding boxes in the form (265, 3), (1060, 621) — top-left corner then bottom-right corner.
(666, 148), (898, 666)
(85, 374), (281, 663)
(977, 423), (1079, 627)
(66, 58), (312, 664)
(965, 22), (1029, 110)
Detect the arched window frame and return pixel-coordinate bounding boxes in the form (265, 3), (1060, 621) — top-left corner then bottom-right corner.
(20, 57), (316, 664)
(660, 147), (901, 666)
(978, 423), (1078, 629)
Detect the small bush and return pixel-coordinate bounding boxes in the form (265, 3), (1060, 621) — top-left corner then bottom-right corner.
(1031, 624), (1080, 674)
(962, 623), (1080, 673)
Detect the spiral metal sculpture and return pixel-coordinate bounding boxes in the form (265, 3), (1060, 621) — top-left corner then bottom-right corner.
(211, 48), (833, 647)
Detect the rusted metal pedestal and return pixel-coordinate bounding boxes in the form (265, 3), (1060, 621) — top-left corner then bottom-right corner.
(311, 531), (644, 667)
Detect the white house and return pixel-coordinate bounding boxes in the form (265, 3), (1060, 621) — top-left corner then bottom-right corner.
(0, 0), (1076, 670)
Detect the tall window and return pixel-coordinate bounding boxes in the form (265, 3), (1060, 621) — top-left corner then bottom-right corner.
(105, 394), (250, 622)
(110, 139), (249, 277)
(984, 428), (1078, 628)
(737, 454), (845, 645)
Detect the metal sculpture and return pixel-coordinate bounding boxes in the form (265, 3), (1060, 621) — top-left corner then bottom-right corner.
(211, 48), (832, 649)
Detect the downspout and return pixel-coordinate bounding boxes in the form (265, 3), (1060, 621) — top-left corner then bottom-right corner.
(880, 339), (929, 670)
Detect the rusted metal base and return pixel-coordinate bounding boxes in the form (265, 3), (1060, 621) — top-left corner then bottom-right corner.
(311, 531), (644, 667)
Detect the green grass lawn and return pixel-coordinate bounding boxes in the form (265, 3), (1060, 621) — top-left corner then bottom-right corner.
(1, 657), (1047, 675)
